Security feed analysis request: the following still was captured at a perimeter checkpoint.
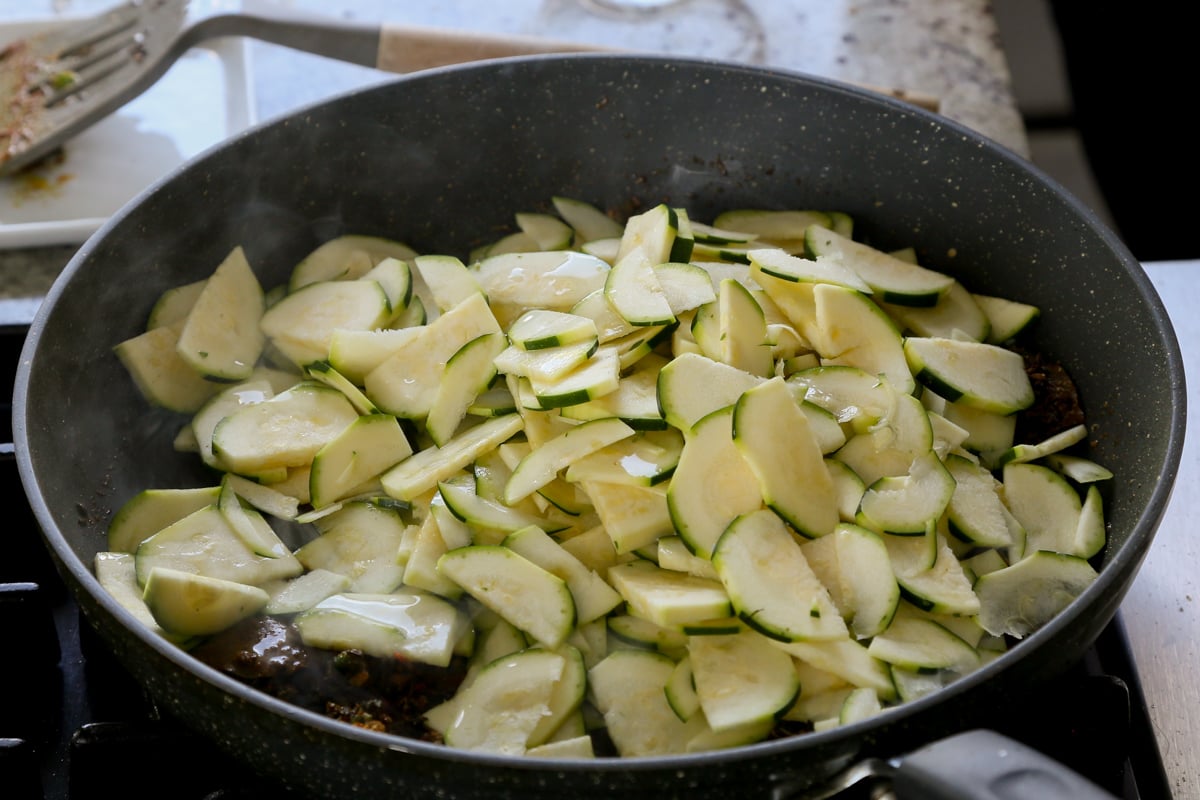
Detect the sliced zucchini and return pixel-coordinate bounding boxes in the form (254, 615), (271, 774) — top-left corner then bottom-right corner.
(113, 323), (223, 413)
(866, 613), (980, 673)
(551, 196), (624, 243)
(364, 292), (502, 418)
(579, 479), (675, 554)
(564, 428), (683, 487)
(805, 225), (954, 307)
(135, 504), (303, 588)
(688, 629), (799, 733)
(309, 414), (413, 508)
(210, 381), (359, 475)
(903, 336), (1034, 414)
(438, 545), (576, 648)
(974, 550), (1098, 638)
(995, 423), (1089, 467)
(288, 234), (417, 292)
(108, 485), (221, 554)
(973, 293), (1041, 344)
(505, 416), (634, 505)
(176, 246), (266, 381)
(413, 254), (485, 314)
(607, 561), (731, 626)
(605, 250), (676, 327)
(655, 351), (766, 432)
(857, 450), (956, 535)
(746, 248), (871, 293)
(507, 309), (599, 351)
(1002, 461), (1085, 556)
(588, 649), (704, 756)
(882, 280), (990, 341)
(711, 209), (833, 246)
(732, 377), (839, 538)
(666, 406), (763, 559)
(717, 277), (773, 377)
(713, 509), (848, 642)
(293, 589), (466, 666)
(142, 567), (269, 638)
(426, 332), (506, 446)
(813, 283), (915, 395)
(217, 477), (292, 558)
(294, 501), (409, 593)
(504, 525), (624, 625)
(260, 279), (390, 367)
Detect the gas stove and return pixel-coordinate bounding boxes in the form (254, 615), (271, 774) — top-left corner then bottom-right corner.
(0, 320), (1176, 800)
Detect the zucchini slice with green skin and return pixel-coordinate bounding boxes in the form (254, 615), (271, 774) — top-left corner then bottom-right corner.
(944, 453), (1014, 548)
(135, 504), (303, 588)
(882, 280), (991, 341)
(442, 646), (584, 754)
(718, 277), (774, 377)
(688, 629), (800, 732)
(507, 309), (599, 351)
(551, 196), (624, 243)
(711, 209), (834, 246)
(1002, 461), (1086, 556)
(974, 550), (1098, 638)
(413, 254), (485, 314)
(210, 381), (359, 476)
(713, 509), (848, 642)
(295, 501), (409, 593)
(656, 351), (766, 432)
(813, 282), (915, 396)
(732, 377), (839, 539)
(504, 526), (624, 625)
(893, 533), (982, 617)
(588, 648), (704, 757)
(666, 406), (764, 560)
(865, 613), (981, 673)
(426, 332), (506, 447)
(437, 545), (576, 648)
(142, 566), (269, 638)
(973, 292), (1041, 344)
(564, 428), (683, 487)
(995, 422), (1088, 467)
(607, 561), (732, 626)
(654, 261), (717, 315)
(616, 203), (679, 267)
(857, 450), (956, 535)
(176, 245), (266, 382)
(746, 248), (872, 293)
(773, 637), (898, 700)
(665, 655), (701, 722)
(380, 413), (524, 501)
(903, 336), (1034, 414)
(217, 477), (292, 558)
(516, 212), (575, 251)
(506, 416), (634, 504)
(294, 589), (467, 666)
(525, 347), (621, 409)
(261, 278), (391, 368)
(113, 323), (224, 413)
(288, 234), (417, 292)
(108, 485), (221, 554)
(309, 414), (413, 508)
(605, 251), (677, 327)
(812, 523), (900, 640)
(364, 292), (502, 419)
(804, 225), (954, 307)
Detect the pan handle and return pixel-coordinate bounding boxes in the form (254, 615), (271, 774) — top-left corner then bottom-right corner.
(773, 729), (1120, 800)
(891, 729), (1120, 800)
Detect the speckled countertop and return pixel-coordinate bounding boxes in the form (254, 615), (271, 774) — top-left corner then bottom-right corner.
(0, 0), (1026, 317)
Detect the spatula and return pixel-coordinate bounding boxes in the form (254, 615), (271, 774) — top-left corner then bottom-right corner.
(0, 0), (606, 177)
(0, 0), (940, 178)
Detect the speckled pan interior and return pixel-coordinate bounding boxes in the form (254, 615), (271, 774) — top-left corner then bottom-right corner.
(14, 55), (1185, 798)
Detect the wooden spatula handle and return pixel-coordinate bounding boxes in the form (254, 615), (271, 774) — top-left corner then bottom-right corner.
(376, 23), (608, 73)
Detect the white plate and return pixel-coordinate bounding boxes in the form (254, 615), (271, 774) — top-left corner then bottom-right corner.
(0, 18), (256, 249)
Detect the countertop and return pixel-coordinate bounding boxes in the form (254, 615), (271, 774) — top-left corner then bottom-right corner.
(5, 1), (1195, 798)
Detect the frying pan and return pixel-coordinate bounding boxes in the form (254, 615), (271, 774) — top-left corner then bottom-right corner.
(13, 54), (1185, 798)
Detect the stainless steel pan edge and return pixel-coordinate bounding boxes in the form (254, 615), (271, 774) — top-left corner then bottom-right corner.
(14, 53), (1185, 799)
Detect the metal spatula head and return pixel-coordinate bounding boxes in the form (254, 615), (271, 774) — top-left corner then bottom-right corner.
(0, 0), (189, 177)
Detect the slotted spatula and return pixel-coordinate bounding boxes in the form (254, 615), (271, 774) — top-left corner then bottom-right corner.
(0, 0), (607, 177)
(0, 0), (939, 178)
